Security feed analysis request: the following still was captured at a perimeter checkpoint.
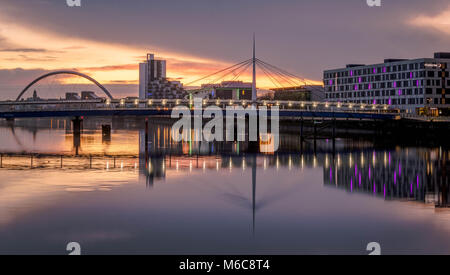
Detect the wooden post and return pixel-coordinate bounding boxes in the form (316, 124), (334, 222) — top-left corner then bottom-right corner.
(31, 155), (33, 169)
(90, 155), (92, 169)
(61, 155), (63, 168)
(300, 117), (304, 143)
(313, 121), (317, 154)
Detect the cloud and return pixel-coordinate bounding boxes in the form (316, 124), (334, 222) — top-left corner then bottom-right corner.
(0, 68), (51, 85)
(0, 48), (50, 53)
(80, 64), (139, 72)
(410, 8), (450, 35)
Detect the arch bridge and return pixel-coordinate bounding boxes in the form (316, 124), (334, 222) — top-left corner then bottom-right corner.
(16, 70), (114, 101)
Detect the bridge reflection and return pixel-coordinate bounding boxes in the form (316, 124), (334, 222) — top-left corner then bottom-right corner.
(1, 118), (449, 209)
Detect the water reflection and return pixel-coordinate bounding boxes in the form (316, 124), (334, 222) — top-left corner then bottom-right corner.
(2, 117), (450, 254)
(324, 150), (450, 208)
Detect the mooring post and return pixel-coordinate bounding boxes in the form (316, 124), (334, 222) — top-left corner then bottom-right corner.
(114, 156), (116, 168)
(300, 117), (304, 143)
(313, 120), (317, 154)
(72, 116), (82, 156)
(30, 155), (33, 169)
(89, 155), (92, 169)
(60, 155), (63, 168)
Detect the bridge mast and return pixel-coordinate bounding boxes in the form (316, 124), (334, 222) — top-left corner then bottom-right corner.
(252, 33), (257, 103)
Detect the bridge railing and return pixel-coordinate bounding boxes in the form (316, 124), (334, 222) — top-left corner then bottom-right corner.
(0, 99), (395, 114)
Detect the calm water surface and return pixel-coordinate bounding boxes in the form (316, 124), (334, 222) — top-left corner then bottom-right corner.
(1, 117), (450, 255)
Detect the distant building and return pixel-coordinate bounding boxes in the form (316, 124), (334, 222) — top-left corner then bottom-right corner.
(323, 52), (450, 113)
(200, 81), (253, 100)
(81, 91), (101, 100)
(139, 53), (186, 99)
(25, 90), (42, 101)
(271, 86), (325, 101)
(65, 93), (81, 100)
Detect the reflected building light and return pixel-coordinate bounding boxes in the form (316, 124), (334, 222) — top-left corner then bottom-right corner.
(289, 156), (292, 170)
(338, 154), (341, 167)
(398, 163), (402, 176)
(372, 151), (376, 165)
(354, 163), (358, 177)
(394, 171), (397, 185)
(329, 167), (333, 181)
(134, 162), (137, 170)
(359, 172), (361, 186)
(389, 152), (391, 166)
(162, 161), (165, 173)
(120, 161), (124, 170)
(369, 166), (371, 180)
(384, 152), (387, 167)
(229, 159), (233, 171)
(176, 160), (179, 172)
(325, 155), (329, 168)
(276, 157), (280, 170)
(349, 154), (353, 167)
(301, 156), (304, 169)
(351, 178), (353, 192)
(264, 158), (267, 170)
(106, 161), (109, 170)
(313, 156), (317, 168)
(361, 153), (364, 166)
(216, 160), (220, 171)
(203, 160), (206, 172)
(373, 184), (376, 194)
(242, 158), (246, 171)
(189, 160), (193, 173)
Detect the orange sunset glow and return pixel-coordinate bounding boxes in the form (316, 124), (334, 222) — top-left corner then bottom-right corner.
(0, 15), (321, 89)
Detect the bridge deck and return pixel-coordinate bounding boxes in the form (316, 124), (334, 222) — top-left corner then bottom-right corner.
(0, 108), (398, 120)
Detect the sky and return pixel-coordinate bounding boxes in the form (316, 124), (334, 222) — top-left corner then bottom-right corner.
(1, 0), (450, 99)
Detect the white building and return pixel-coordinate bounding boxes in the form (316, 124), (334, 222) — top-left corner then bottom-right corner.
(139, 53), (185, 99)
(323, 52), (450, 112)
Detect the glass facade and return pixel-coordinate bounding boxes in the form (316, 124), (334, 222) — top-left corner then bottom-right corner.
(323, 55), (450, 112)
